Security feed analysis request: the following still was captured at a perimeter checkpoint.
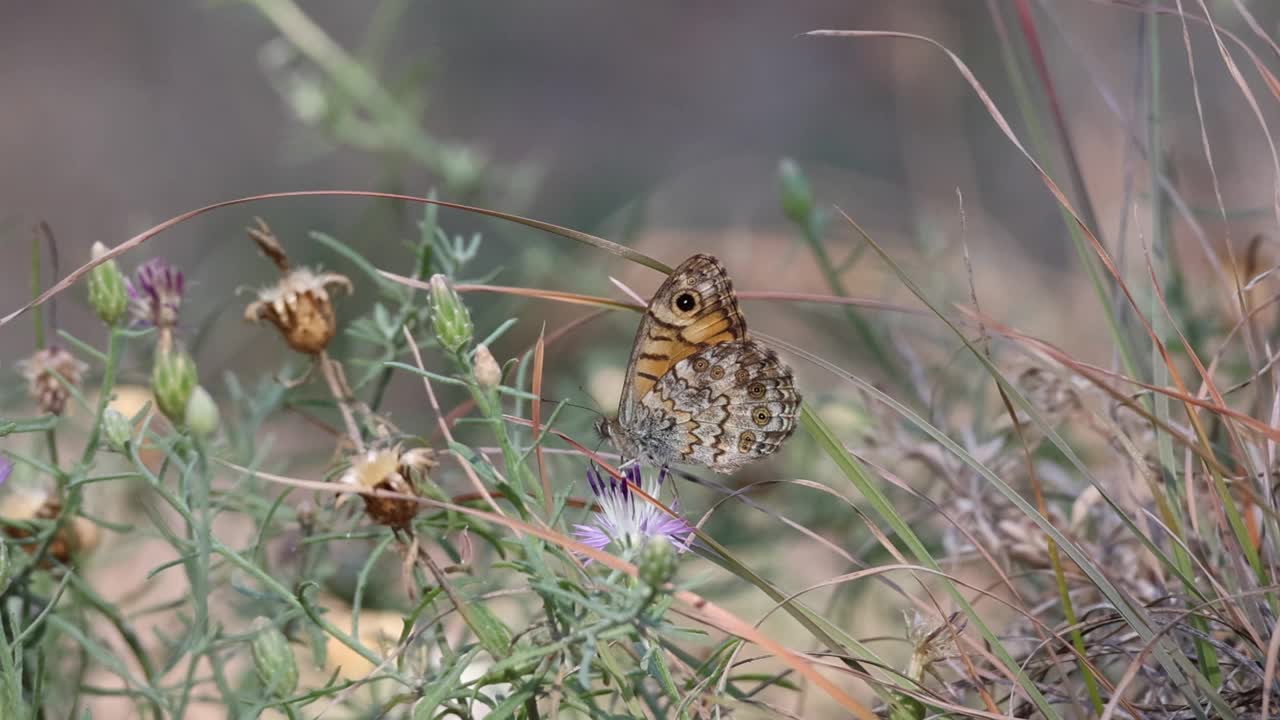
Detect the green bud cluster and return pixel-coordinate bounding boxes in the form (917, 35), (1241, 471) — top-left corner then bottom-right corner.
(102, 408), (133, 453)
(638, 535), (677, 589)
(87, 242), (129, 326)
(184, 386), (221, 438)
(429, 274), (474, 354)
(778, 158), (815, 226)
(250, 617), (298, 698)
(152, 344), (197, 424)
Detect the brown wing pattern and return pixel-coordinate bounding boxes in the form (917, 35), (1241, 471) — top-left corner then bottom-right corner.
(617, 254), (747, 424)
(639, 339), (800, 472)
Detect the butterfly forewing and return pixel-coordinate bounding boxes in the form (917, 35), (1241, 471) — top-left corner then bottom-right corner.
(617, 254), (746, 423)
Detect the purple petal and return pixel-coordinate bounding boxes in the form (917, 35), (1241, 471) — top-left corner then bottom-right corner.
(572, 524), (611, 550)
(0, 457), (11, 487)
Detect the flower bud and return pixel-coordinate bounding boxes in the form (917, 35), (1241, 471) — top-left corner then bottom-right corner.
(102, 407), (133, 452)
(439, 146), (485, 194)
(87, 242), (129, 326)
(473, 344), (501, 389)
(184, 385), (220, 438)
(250, 617), (298, 697)
(428, 274), (473, 354)
(638, 534), (677, 588)
(152, 344), (197, 424)
(128, 258), (184, 330)
(778, 158), (815, 225)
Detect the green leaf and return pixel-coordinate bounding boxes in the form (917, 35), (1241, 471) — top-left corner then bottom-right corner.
(459, 601), (511, 659)
(413, 648), (480, 719)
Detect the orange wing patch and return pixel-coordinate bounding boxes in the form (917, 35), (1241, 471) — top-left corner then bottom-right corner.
(622, 254), (748, 403)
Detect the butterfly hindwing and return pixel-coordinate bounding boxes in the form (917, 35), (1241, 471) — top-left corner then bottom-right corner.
(639, 339), (800, 472)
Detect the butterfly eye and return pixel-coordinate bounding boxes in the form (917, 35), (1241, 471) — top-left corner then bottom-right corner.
(673, 292), (699, 313)
(752, 407), (772, 426)
(692, 357), (710, 372)
(748, 382), (766, 398)
(738, 431), (756, 453)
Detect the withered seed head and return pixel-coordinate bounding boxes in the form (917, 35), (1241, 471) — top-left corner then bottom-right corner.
(337, 445), (429, 529)
(244, 219), (352, 355)
(18, 346), (87, 416)
(0, 488), (99, 566)
(246, 267), (352, 354)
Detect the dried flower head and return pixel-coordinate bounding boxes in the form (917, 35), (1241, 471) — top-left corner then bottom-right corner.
(904, 610), (963, 673)
(0, 487), (99, 566)
(245, 267), (352, 354)
(18, 346), (87, 416)
(337, 444), (435, 528)
(128, 258), (185, 330)
(243, 219), (351, 355)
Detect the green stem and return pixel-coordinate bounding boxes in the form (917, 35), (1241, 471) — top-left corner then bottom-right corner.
(795, 217), (909, 394)
(81, 328), (124, 464)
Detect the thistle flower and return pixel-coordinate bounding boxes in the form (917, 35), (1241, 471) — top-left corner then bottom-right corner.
(573, 465), (693, 556)
(18, 346), (88, 416)
(127, 258), (185, 330)
(337, 444), (436, 528)
(243, 218), (352, 355)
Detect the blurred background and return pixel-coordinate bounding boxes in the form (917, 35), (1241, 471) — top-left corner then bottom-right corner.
(5, 2), (1280, 713)
(8, 1), (1278, 388)
(5, 1), (1274, 368)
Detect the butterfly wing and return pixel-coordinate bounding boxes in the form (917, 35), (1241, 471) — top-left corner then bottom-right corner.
(639, 339), (800, 472)
(617, 254), (747, 426)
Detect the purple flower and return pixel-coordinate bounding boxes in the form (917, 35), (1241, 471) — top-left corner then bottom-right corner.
(0, 455), (11, 488)
(573, 464), (693, 556)
(127, 258), (184, 329)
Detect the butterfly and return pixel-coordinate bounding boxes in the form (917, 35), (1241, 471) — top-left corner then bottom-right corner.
(595, 254), (800, 473)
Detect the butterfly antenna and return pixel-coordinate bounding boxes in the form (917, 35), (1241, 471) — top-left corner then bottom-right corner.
(536, 395), (599, 415)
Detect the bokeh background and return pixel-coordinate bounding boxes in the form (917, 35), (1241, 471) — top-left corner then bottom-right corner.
(4, 1), (1280, 714)
(9, 1), (1275, 386)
